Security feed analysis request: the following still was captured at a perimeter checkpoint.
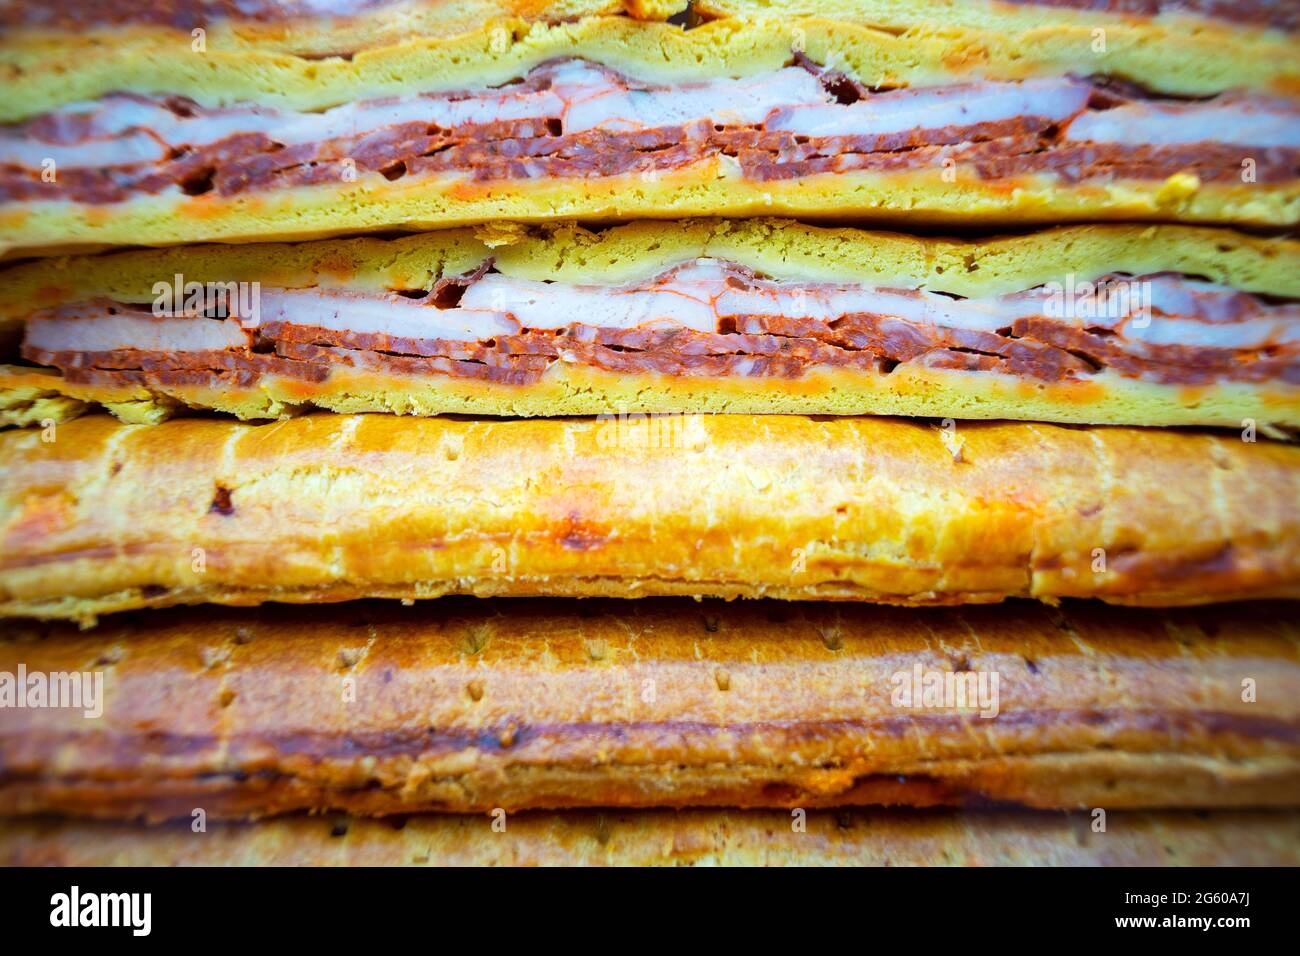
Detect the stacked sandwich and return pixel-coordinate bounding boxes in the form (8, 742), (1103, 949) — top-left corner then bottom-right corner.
(0, 0), (1297, 866)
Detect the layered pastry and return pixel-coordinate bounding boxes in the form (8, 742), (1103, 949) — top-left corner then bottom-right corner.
(1, 599), (1297, 817)
(6, 810), (1299, 866)
(2, 220), (1297, 429)
(2, 17), (1298, 256)
(2, 413), (1298, 620)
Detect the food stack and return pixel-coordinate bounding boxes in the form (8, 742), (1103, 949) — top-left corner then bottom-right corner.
(0, 1), (1297, 866)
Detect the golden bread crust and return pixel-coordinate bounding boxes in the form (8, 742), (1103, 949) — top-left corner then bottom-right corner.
(2, 414), (1298, 620)
(4, 809), (1299, 865)
(1, 599), (1297, 817)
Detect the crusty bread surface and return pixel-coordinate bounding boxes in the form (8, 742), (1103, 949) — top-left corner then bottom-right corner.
(1, 599), (1297, 817)
(2, 414), (1299, 620)
(4, 809), (1299, 866)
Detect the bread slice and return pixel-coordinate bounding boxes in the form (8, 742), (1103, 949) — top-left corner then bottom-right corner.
(0, 1), (686, 60)
(694, 1), (1297, 47)
(4, 809), (1298, 865)
(2, 413), (1298, 620)
(3, 220), (1297, 429)
(2, 16), (1297, 256)
(2, 599), (1298, 817)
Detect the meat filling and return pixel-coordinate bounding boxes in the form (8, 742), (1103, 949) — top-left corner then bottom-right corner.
(19, 260), (1300, 391)
(2, 58), (1296, 204)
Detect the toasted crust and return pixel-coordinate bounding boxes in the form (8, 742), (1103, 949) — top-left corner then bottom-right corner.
(1, 599), (1297, 818)
(2, 17), (1297, 256)
(1, 414), (1298, 619)
(2, 219), (1297, 429)
(5, 809), (1299, 865)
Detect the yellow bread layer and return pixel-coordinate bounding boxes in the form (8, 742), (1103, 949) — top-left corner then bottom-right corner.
(6, 810), (1299, 866)
(0, 2), (685, 61)
(1, 219), (1296, 429)
(1, 414), (1298, 622)
(2, 15), (1294, 121)
(5, 220), (1295, 309)
(5, 164), (1295, 259)
(2, 362), (1296, 433)
(695, 1), (1297, 46)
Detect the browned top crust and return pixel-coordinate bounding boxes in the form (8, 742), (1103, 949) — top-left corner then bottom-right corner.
(1, 414), (1299, 620)
(1, 598), (1297, 817)
(4, 809), (1298, 866)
